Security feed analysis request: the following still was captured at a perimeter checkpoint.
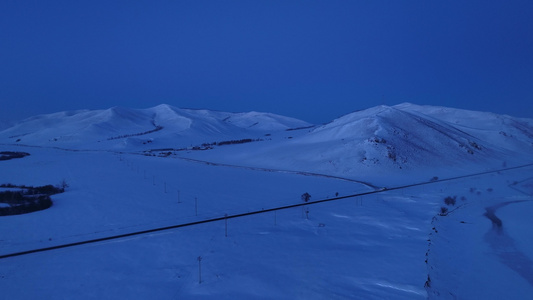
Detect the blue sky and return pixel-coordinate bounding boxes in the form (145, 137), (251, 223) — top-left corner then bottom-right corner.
(1, 0), (532, 124)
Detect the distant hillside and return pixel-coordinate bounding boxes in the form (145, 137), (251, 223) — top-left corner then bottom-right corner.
(0, 104), (311, 149)
(184, 103), (533, 181)
(299, 103), (533, 167)
(1, 103), (531, 180)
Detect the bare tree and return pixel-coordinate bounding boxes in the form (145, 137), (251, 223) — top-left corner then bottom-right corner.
(301, 192), (311, 202)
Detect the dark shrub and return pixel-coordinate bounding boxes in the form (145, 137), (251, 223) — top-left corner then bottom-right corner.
(301, 192), (311, 202)
(0, 183), (62, 216)
(440, 207), (448, 215)
(444, 196), (457, 206)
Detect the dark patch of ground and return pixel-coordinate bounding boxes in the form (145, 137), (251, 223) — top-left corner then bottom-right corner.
(0, 151), (30, 161)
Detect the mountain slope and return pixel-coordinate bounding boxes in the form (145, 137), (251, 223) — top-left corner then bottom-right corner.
(182, 103), (533, 182)
(0, 104), (311, 149)
(1, 103), (531, 180)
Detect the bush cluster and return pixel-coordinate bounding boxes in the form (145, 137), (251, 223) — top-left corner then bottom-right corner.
(0, 196), (52, 216)
(0, 183), (65, 216)
(440, 207), (448, 215)
(0, 151), (30, 161)
(107, 126), (163, 140)
(286, 125), (314, 132)
(0, 184), (64, 195)
(444, 196), (457, 206)
(193, 138), (263, 150)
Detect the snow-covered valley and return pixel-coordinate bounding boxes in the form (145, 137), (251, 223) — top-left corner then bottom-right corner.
(1, 103), (532, 299)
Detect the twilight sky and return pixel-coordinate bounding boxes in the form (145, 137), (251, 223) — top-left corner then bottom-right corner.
(1, 0), (532, 125)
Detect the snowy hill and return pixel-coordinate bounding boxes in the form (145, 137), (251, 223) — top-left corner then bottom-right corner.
(179, 103), (533, 183)
(2, 102), (532, 182)
(0, 104), (311, 149)
(295, 103), (532, 169)
(1, 103), (532, 299)
(1, 102), (531, 182)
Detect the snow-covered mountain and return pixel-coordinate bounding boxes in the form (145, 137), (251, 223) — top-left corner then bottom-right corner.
(0, 104), (311, 149)
(1, 103), (532, 299)
(2, 103), (531, 180)
(288, 103), (532, 169)
(173, 103), (533, 182)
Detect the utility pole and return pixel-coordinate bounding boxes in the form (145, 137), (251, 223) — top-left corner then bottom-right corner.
(225, 214), (228, 237)
(197, 256), (202, 284)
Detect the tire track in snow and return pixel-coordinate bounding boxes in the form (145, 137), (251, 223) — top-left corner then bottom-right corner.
(484, 200), (533, 286)
(172, 156), (380, 189)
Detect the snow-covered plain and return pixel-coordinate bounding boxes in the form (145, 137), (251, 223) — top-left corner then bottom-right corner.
(0, 103), (532, 299)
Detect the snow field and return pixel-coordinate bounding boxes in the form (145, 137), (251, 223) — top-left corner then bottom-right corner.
(1, 150), (532, 299)
(1, 103), (532, 299)
(0, 185), (436, 299)
(425, 167), (533, 299)
(0, 147), (447, 299)
(0, 148), (367, 255)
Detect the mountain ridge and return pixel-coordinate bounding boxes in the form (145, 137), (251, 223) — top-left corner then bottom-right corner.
(0, 104), (311, 148)
(1, 103), (531, 180)
(170, 103), (532, 181)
